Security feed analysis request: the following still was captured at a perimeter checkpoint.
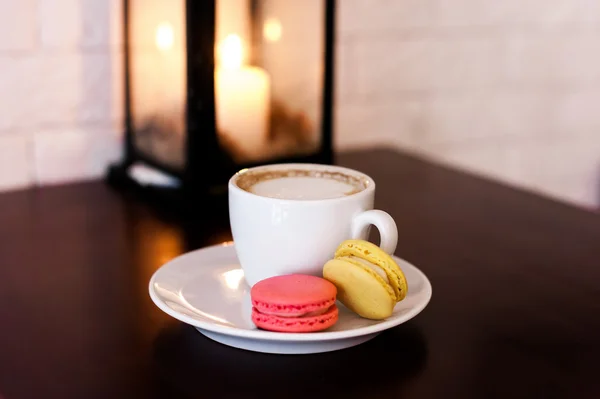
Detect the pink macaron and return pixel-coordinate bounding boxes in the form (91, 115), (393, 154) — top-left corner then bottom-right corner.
(251, 274), (339, 333)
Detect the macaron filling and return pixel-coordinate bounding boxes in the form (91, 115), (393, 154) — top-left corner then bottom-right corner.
(252, 297), (336, 318)
(254, 306), (332, 318)
(342, 256), (391, 284)
(252, 304), (339, 332)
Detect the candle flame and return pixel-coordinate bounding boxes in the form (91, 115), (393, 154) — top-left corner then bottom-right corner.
(156, 22), (174, 51)
(219, 34), (243, 69)
(263, 18), (282, 42)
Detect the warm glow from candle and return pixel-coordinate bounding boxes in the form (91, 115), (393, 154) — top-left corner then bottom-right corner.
(219, 34), (244, 69)
(263, 18), (282, 42)
(155, 22), (174, 51)
(215, 33), (270, 159)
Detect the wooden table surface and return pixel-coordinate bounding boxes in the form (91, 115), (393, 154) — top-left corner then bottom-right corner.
(0, 148), (599, 399)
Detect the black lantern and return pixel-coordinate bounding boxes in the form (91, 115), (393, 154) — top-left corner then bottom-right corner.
(108, 0), (336, 200)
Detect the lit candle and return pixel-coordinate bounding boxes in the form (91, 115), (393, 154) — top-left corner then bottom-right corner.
(215, 34), (271, 158)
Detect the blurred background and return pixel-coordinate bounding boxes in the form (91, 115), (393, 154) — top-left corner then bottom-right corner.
(0, 0), (598, 210)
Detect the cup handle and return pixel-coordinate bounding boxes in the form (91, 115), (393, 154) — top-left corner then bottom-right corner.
(351, 210), (398, 254)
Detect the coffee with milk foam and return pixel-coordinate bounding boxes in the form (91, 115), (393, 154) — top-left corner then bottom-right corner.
(236, 169), (368, 200)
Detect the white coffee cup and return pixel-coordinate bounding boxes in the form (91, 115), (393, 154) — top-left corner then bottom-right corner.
(228, 163), (398, 287)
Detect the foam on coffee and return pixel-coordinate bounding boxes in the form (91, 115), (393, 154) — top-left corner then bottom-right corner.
(236, 169), (368, 200)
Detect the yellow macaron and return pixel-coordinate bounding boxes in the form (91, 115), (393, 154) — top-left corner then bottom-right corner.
(323, 239), (408, 320)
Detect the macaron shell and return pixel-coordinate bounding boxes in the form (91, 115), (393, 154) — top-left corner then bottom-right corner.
(334, 240), (408, 302)
(323, 259), (395, 320)
(252, 304), (339, 333)
(251, 274), (337, 317)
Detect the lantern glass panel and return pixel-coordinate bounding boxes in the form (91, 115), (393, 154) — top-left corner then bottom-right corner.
(129, 0), (187, 170)
(215, 0), (325, 163)
(126, 0), (328, 173)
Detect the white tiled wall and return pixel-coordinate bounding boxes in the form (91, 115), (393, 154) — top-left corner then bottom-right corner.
(336, 0), (600, 210)
(0, 0), (598, 210)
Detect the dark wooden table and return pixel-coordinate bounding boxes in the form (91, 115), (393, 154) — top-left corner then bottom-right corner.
(0, 148), (599, 399)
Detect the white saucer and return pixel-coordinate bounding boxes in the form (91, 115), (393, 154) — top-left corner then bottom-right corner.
(149, 242), (432, 354)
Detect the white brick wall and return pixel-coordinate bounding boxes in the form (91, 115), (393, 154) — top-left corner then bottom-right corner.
(33, 126), (122, 184)
(0, 0), (122, 191)
(0, 0), (597, 210)
(0, 134), (32, 191)
(336, 0), (600, 210)
(0, 1), (37, 52)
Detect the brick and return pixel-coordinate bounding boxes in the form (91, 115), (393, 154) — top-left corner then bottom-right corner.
(432, 0), (582, 27)
(469, 134), (600, 209)
(422, 139), (513, 182)
(0, 52), (121, 130)
(0, 54), (75, 130)
(421, 131), (600, 201)
(39, 0), (122, 49)
(550, 90), (600, 135)
(579, 0), (600, 25)
(109, 0), (124, 48)
(1, 53), (81, 128)
(339, 0), (433, 33)
(504, 33), (600, 86)
(334, 101), (425, 150)
(0, 134), (32, 192)
(421, 89), (600, 143)
(355, 38), (502, 95)
(81, 0), (121, 48)
(79, 52), (123, 124)
(111, 50), (125, 126)
(0, 0), (36, 51)
(517, 135), (600, 180)
(33, 128), (123, 185)
(0, 56), (21, 131)
(497, 0), (582, 26)
(39, 0), (81, 49)
(335, 41), (358, 104)
(356, 39), (431, 94)
(432, 0), (498, 27)
(422, 91), (556, 144)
